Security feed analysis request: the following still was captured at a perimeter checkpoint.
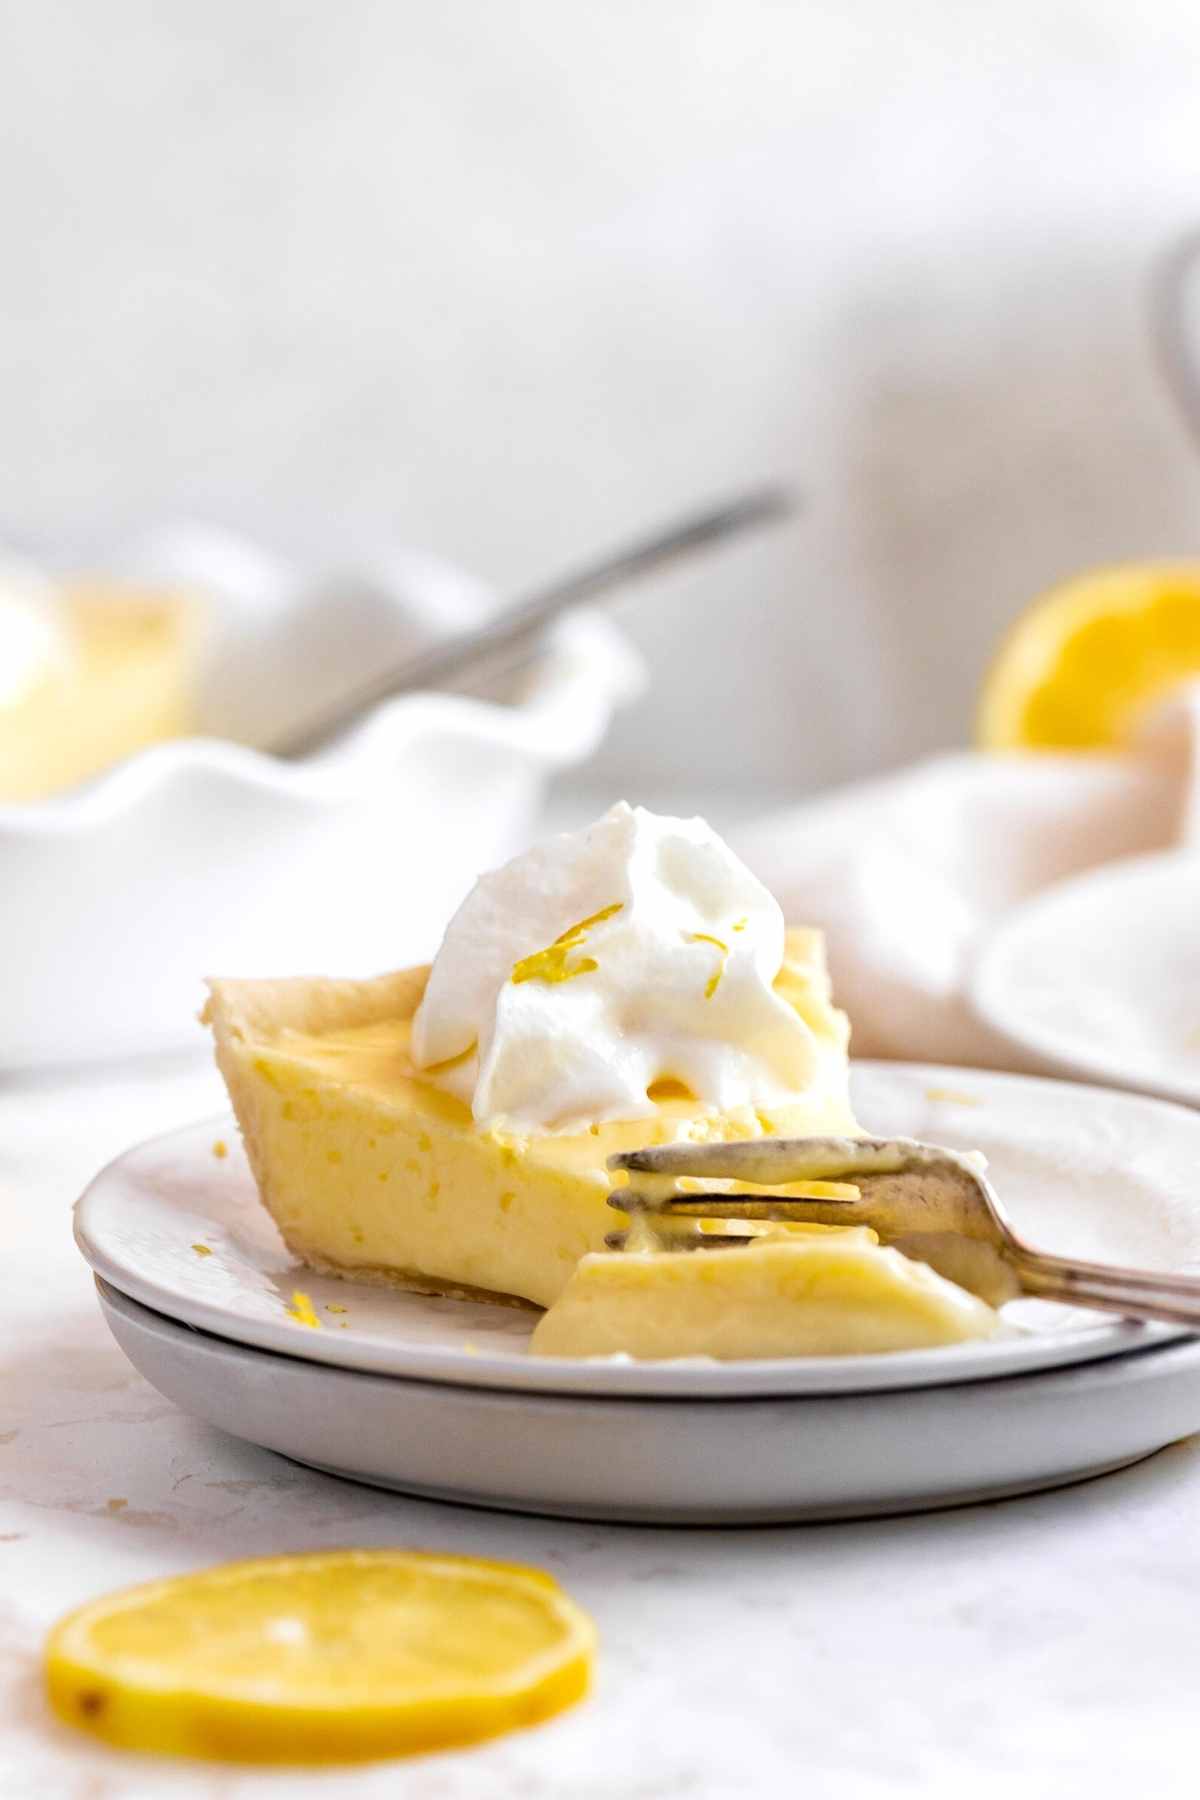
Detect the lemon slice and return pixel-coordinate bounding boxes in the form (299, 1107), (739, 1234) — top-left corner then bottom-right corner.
(45, 1549), (596, 1764)
(976, 563), (1200, 749)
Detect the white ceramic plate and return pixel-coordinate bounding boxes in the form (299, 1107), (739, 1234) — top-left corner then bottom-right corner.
(95, 1277), (1200, 1523)
(74, 1062), (1200, 1398)
(971, 850), (1200, 1107)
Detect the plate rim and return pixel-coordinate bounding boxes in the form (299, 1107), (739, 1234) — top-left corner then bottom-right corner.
(96, 1274), (1200, 1525)
(72, 1061), (1200, 1401)
(94, 1270), (1200, 1405)
(969, 846), (1200, 1106)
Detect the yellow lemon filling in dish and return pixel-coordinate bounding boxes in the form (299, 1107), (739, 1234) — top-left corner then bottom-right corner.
(0, 586), (200, 802)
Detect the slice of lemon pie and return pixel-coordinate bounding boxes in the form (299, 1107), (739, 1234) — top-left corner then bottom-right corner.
(206, 803), (856, 1311)
(207, 802), (999, 1353)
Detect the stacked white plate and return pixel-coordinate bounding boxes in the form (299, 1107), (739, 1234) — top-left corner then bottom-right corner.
(971, 849), (1200, 1108)
(75, 1063), (1200, 1524)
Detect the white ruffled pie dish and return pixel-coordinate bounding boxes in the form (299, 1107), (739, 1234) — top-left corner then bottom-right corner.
(0, 528), (640, 1068)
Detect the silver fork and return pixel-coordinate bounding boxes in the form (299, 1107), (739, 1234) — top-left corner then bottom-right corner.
(606, 1137), (1200, 1327)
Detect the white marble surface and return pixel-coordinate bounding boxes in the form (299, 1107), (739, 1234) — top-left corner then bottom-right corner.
(4, 1048), (1200, 1798)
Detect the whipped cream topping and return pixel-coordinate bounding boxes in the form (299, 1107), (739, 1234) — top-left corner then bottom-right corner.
(412, 801), (822, 1132)
(0, 568), (69, 708)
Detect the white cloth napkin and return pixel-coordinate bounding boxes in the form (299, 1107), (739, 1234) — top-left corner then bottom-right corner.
(733, 692), (1200, 1068)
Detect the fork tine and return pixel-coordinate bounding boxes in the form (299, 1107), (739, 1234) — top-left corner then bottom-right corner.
(608, 1135), (953, 1186)
(602, 1135), (1027, 1304)
(608, 1188), (862, 1221)
(607, 1134), (1003, 1250)
(604, 1222), (771, 1252)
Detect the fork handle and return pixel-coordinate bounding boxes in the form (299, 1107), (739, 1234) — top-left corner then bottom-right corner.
(1013, 1249), (1200, 1330)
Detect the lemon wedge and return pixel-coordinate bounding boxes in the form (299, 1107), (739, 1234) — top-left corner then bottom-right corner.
(45, 1548), (596, 1764)
(977, 563), (1200, 749)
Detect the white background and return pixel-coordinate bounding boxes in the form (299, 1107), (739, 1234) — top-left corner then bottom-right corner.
(5, 1), (1200, 798)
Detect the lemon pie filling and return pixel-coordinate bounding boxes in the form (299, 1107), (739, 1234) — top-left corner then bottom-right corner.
(0, 579), (200, 802)
(530, 1235), (1001, 1360)
(207, 802), (999, 1356)
(206, 929), (856, 1312)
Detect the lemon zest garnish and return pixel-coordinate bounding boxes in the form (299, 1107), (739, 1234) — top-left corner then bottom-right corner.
(646, 1076), (695, 1102)
(287, 1290), (321, 1329)
(325, 1303), (347, 1315)
(687, 932), (729, 999)
(553, 902), (624, 942)
(731, 917), (748, 932)
(211, 1139), (228, 1160)
(190, 1243), (212, 1257)
(511, 902), (623, 988)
